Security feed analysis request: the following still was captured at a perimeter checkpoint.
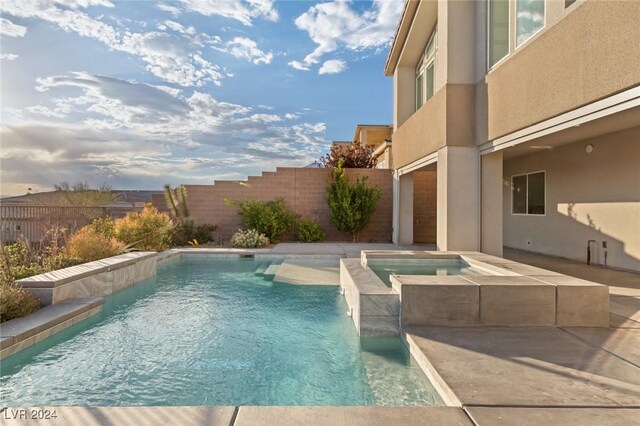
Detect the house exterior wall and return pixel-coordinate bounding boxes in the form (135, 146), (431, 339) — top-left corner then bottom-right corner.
(503, 127), (640, 272)
(487, 0), (640, 140)
(179, 168), (395, 243)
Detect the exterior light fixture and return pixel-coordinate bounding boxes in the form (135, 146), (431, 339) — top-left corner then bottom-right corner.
(585, 144), (594, 154)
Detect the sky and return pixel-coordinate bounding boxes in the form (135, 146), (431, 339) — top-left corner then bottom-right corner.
(0, 0), (403, 196)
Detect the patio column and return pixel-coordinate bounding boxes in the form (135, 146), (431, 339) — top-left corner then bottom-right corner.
(437, 146), (480, 251)
(481, 151), (503, 257)
(393, 172), (414, 245)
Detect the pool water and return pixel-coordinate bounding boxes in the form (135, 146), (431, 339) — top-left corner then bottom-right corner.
(0, 258), (441, 406)
(368, 258), (480, 286)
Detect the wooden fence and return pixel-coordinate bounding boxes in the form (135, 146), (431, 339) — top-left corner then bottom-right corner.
(0, 205), (135, 244)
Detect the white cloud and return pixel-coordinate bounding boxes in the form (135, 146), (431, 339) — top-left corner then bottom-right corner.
(318, 59), (346, 75)
(157, 3), (182, 16)
(0, 17), (27, 37)
(0, 53), (19, 60)
(180, 0), (278, 26)
(223, 36), (273, 64)
(290, 0), (403, 71)
(1, 73), (327, 194)
(0, 0), (225, 87)
(287, 60), (310, 71)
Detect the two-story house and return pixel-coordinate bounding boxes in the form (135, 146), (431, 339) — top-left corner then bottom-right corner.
(386, 0), (640, 272)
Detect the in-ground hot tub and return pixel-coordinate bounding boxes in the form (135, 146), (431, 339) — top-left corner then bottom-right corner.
(367, 258), (489, 287)
(340, 251), (610, 337)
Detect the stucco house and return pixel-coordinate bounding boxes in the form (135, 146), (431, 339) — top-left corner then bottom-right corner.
(386, 0), (640, 272)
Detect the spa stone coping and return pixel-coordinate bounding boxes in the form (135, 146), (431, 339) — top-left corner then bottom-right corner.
(16, 252), (157, 289)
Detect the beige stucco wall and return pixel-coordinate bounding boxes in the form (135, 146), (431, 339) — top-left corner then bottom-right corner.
(392, 84), (475, 169)
(487, 0), (640, 140)
(503, 127), (640, 272)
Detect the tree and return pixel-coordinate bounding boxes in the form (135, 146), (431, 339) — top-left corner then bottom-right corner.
(326, 160), (381, 242)
(54, 181), (120, 206)
(320, 140), (379, 168)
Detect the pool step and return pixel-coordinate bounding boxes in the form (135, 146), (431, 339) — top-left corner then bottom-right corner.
(254, 262), (270, 276)
(262, 259), (283, 280)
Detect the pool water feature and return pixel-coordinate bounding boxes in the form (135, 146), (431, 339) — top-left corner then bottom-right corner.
(367, 258), (482, 286)
(0, 257), (441, 407)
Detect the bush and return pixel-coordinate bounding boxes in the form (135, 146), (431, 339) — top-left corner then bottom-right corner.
(172, 220), (217, 246)
(326, 160), (381, 242)
(230, 229), (270, 248)
(114, 204), (174, 251)
(297, 219), (326, 243)
(228, 198), (299, 243)
(90, 216), (116, 238)
(0, 281), (40, 322)
(68, 226), (127, 262)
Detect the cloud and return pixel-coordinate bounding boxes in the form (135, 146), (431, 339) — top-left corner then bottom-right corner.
(157, 3), (182, 16)
(223, 36), (273, 64)
(0, 17), (27, 37)
(180, 0), (278, 26)
(1, 53), (19, 60)
(1, 73), (327, 194)
(289, 0), (403, 71)
(287, 60), (310, 71)
(318, 59), (346, 75)
(0, 0), (225, 87)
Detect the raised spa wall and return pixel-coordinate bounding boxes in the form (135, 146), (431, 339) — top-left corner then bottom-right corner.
(340, 251), (610, 337)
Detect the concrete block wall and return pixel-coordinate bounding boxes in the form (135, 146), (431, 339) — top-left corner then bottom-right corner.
(170, 168), (395, 242)
(413, 171), (437, 244)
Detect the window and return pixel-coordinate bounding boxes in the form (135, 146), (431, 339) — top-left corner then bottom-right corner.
(511, 171), (545, 215)
(415, 26), (437, 110)
(516, 0), (545, 47)
(488, 0), (509, 68)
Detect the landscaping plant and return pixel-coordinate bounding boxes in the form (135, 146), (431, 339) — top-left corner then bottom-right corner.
(227, 198), (299, 243)
(67, 226), (127, 262)
(230, 229), (270, 248)
(115, 204), (174, 252)
(164, 184), (217, 246)
(297, 219), (326, 243)
(320, 139), (379, 168)
(326, 160), (381, 242)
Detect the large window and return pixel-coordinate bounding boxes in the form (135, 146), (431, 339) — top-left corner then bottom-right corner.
(512, 171), (545, 215)
(516, 0), (545, 47)
(416, 27), (437, 110)
(488, 0), (509, 69)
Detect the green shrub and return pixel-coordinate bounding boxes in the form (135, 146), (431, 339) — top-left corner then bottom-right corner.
(172, 220), (217, 246)
(326, 160), (381, 242)
(228, 198), (299, 243)
(68, 226), (127, 262)
(43, 253), (83, 271)
(0, 281), (40, 322)
(230, 229), (270, 248)
(114, 204), (174, 251)
(297, 219), (326, 243)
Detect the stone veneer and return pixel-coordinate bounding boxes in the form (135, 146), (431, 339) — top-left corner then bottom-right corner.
(17, 252), (157, 306)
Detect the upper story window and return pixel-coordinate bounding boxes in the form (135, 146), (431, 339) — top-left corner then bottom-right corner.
(488, 0), (509, 69)
(416, 26), (437, 111)
(516, 0), (545, 47)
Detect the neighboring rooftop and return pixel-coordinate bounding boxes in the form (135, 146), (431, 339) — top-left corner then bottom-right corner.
(0, 189), (162, 206)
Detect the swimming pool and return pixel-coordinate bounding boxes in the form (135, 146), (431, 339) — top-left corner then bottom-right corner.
(368, 258), (482, 286)
(0, 257), (441, 406)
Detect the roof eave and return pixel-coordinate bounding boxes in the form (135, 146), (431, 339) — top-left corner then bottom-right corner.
(384, 0), (420, 77)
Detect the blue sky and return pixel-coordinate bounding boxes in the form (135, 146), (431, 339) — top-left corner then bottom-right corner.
(0, 0), (403, 196)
